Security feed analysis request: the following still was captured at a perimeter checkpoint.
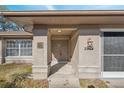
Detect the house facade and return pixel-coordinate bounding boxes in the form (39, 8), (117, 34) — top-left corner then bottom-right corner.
(0, 11), (124, 79)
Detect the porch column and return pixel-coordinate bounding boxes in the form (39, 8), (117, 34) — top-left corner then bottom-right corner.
(78, 28), (101, 78)
(32, 25), (48, 80)
(0, 38), (4, 64)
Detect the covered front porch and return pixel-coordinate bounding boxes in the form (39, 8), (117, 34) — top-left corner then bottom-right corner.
(1, 11), (124, 80)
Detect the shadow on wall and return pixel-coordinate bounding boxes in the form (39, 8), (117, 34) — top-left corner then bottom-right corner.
(33, 25), (48, 36)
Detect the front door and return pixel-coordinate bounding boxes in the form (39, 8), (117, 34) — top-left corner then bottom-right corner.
(52, 40), (68, 63)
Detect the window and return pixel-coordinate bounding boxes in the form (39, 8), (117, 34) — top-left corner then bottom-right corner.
(6, 40), (32, 56)
(102, 32), (124, 78)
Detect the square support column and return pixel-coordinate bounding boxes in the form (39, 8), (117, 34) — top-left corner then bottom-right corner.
(32, 25), (48, 80)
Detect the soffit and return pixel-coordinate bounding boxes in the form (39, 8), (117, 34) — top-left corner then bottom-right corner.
(7, 16), (124, 25)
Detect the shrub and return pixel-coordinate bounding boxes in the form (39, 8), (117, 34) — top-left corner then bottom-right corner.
(11, 73), (48, 88)
(80, 79), (110, 88)
(0, 63), (48, 88)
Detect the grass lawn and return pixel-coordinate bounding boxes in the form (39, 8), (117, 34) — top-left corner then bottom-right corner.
(0, 63), (48, 88)
(79, 79), (110, 88)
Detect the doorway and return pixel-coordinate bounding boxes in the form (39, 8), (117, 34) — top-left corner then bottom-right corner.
(48, 28), (79, 77)
(52, 40), (69, 63)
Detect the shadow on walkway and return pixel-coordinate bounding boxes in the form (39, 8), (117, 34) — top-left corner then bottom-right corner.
(49, 63), (67, 76)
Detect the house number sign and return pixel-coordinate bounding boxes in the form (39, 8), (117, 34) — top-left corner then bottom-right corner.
(84, 38), (94, 50)
(37, 42), (44, 49)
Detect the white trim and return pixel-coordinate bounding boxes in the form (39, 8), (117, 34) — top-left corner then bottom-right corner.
(101, 32), (104, 77)
(19, 42), (21, 56)
(100, 28), (124, 32)
(103, 72), (124, 78)
(6, 59), (33, 60)
(99, 30), (102, 78)
(5, 56), (33, 60)
(5, 56), (32, 58)
(104, 54), (124, 56)
(78, 66), (99, 68)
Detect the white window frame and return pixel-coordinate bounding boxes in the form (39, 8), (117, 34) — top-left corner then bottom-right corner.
(5, 39), (32, 57)
(101, 28), (124, 78)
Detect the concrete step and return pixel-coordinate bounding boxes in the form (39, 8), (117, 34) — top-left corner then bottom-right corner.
(48, 77), (80, 88)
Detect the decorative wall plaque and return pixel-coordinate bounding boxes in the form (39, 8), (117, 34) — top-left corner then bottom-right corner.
(84, 38), (94, 50)
(37, 42), (44, 49)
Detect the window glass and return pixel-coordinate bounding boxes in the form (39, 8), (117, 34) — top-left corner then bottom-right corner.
(6, 40), (32, 56)
(104, 56), (124, 71)
(103, 32), (124, 71)
(104, 32), (124, 54)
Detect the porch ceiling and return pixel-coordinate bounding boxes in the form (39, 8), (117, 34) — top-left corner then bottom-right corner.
(2, 11), (124, 25)
(49, 28), (76, 35)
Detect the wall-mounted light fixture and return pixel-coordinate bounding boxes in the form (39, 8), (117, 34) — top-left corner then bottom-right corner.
(58, 29), (62, 32)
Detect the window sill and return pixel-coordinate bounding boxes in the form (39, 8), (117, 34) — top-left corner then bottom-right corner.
(5, 56), (33, 60)
(102, 72), (124, 78)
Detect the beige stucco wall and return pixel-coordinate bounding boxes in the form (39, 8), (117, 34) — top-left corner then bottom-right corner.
(70, 30), (79, 76)
(78, 27), (101, 78)
(32, 25), (48, 80)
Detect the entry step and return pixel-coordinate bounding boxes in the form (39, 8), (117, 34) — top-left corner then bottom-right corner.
(48, 77), (80, 88)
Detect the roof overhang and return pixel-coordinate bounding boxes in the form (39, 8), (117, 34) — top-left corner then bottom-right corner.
(1, 11), (124, 25)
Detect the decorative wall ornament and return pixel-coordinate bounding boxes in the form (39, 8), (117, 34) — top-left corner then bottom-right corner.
(84, 38), (94, 50)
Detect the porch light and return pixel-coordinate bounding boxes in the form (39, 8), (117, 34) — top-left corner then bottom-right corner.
(58, 30), (61, 32)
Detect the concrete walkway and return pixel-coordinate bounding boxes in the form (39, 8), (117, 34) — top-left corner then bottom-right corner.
(48, 63), (80, 88)
(48, 75), (80, 88)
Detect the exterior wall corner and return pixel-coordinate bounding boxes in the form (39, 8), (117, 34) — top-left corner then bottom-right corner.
(32, 25), (48, 80)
